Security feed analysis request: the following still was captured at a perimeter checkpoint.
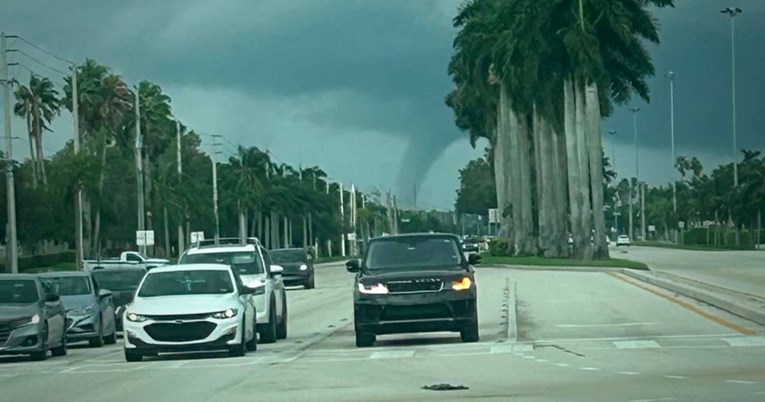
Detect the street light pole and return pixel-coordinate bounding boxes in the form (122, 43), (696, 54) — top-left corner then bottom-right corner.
(629, 106), (644, 241)
(1, 32), (18, 273)
(134, 88), (146, 255)
(667, 71), (679, 243)
(722, 7), (742, 188)
(211, 137), (222, 244)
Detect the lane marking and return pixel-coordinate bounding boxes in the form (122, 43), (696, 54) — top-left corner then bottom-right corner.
(535, 359), (548, 362)
(614, 340), (661, 350)
(619, 371), (639, 375)
(369, 350), (415, 359)
(556, 322), (660, 328)
(726, 380), (757, 384)
(664, 375), (685, 380)
(534, 333), (737, 343)
(608, 272), (756, 336)
(580, 367), (600, 371)
(723, 337), (765, 347)
(555, 363), (570, 367)
(627, 398), (677, 402)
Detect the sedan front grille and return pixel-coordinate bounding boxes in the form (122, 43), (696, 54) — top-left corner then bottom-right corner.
(386, 278), (443, 293)
(144, 322), (216, 342)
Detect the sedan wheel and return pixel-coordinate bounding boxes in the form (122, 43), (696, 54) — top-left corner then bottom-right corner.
(30, 325), (48, 361)
(259, 301), (278, 344)
(89, 318), (105, 348)
(51, 332), (67, 357)
(124, 349), (142, 362)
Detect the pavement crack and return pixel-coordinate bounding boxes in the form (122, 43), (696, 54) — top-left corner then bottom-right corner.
(535, 344), (585, 357)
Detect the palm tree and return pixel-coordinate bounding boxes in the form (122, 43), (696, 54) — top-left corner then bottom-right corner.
(13, 74), (61, 187)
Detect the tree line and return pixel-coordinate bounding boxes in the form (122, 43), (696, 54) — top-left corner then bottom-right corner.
(446, 0), (674, 259)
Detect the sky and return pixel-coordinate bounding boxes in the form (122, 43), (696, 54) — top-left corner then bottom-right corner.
(1, 0), (764, 210)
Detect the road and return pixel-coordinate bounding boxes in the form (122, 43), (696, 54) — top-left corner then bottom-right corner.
(614, 246), (765, 297)
(2, 261), (765, 401)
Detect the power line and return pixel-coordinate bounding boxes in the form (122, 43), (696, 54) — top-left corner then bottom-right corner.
(13, 35), (74, 65)
(9, 49), (69, 76)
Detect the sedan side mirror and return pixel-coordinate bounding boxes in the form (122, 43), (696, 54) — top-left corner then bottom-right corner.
(98, 289), (113, 300)
(468, 253), (482, 265)
(45, 292), (60, 302)
(269, 265), (284, 276)
(346, 259), (361, 273)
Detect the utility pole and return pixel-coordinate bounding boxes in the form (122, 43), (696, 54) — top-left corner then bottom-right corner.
(722, 7), (742, 189)
(667, 71), (678, 243)
(629, 106), (641, 240)
(1, 33), (18, 273)
(176, 120), (184, 258)
(339, 182), (346, 257)
(413, 182), (417, 211)
(71, 64), (84, 268)
(134, 88), (146, 255)
(211, 139), (222, 244)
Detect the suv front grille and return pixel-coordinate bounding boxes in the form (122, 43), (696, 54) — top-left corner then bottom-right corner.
(145, 322), (216, 342)
(381, 304), (451, 320)
(144, 313), (212, 321)
(386, 278), (443, 293)
(0, 329), (10, 344)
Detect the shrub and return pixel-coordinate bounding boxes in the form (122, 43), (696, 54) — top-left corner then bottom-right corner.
(488, 238), (512, 256)
(0, 251), (76, 273)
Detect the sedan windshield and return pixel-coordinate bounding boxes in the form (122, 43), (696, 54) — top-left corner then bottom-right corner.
(270, 250), (307, 264)
(365, 237), (463, 270)
(92, 270), (146, 291)
(138, 270), (234, 297)
(180, 252), (264, 275)
(40, 276), (92, 296)
(0, 280), (39, 303)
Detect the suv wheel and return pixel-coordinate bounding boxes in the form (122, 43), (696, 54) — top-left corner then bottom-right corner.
(304, 274), (315, 289)
(259, 300), (278, 344)
(460, 309), (480, 343)
(125, 349), (142, 362)
(276, 296), (288, 340)
(355, 330), (375, 347)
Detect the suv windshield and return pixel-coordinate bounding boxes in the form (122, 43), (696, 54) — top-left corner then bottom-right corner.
(180, 251), (265, 275)
(0, 280), (39, 303)
(40, 276), (92, 296)
(138, 270), (234, 297)
(270, 249), (307, 264)
(365, 237), (463, 270)
(92, 270), (146, 291)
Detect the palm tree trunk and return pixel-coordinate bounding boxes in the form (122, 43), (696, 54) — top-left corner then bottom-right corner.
(163, 207), (170, 258)
(516, 112), (535, 255)
(574, 81), (593, 259)
(586, 83), (608, 259)
(564, 79), (584, 258)
(283, 216), (290, 247)
(499, 84), (518, 254)
(532, 110), (546, 255)
(302, 216), (308, 248)
(36, 135), (47, 186)
(552, 126), (570, 257)
(264, 214), (271, 249)
(91, 136), (109, 255)
(27, 115), (38, 188)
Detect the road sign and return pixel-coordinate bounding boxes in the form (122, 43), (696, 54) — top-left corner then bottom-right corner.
(347, 233), (357, 241)
(190, 231), (205, 243)
(678, 221), (685, 229)
(488, 208), (500, 223)
(136, 230), (155, 247)
(648, 225), (656, 232)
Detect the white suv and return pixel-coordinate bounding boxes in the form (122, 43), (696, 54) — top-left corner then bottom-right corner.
(616, 235), (632, 247)
(180, 239), (288, 343)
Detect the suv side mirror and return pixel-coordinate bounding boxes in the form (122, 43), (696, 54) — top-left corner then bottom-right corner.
(45, 292), (60, 302)
(269, 265), (284, 276)
(98, 289), (113, 300)
(468, 253), (482, 265)
(346, 259), (361, 273)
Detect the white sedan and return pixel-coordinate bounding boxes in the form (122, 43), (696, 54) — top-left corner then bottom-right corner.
(122, 263), (259, 362)
(616, 235), (632, 247)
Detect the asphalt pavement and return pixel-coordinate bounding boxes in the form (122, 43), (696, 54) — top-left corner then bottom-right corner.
(613, 246), (765, 297)
(2, 261), (765, 401)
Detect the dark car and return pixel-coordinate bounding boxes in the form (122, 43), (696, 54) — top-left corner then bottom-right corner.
(0, 274), (67, 360)
(90, 267), (147, 331)
(270, 247), (315, 289)
(39, 272), (117, 347)
(346, 233), (481, 347)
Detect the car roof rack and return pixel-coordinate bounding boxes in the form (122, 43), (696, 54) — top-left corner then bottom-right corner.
(191, 237), (261, 248)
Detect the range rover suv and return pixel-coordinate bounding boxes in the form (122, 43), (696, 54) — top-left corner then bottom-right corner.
(346, 233), (481, 347)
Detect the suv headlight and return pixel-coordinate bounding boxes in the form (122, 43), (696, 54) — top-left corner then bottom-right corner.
(68, 306), (94, 316)
(211, 309), (238, 319)
(246, 280), (266, 295)
(451, 277), (472, 291)
(126, 312), (147, 323)
(299, 264), (308, 271)
(358, 283), (389, 295)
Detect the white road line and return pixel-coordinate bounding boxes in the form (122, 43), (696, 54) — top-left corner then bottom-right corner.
(614, 340), (661, 350)
(369, 350), (415, 359)
(722, 337), (765, 347)
(534, 333), (737, 343)
(522, 356), (535, 359)
(664, 375), (685, 380)
(535, 359), (548, 362)
(58, 367), (80, 374)
(726, 380), (757, 384)
(555, 363), (570, 367)
(580, 367), (600, 371)
(752, 391), (765, 395)
(555, 322), (660, 328)
(627, 398), (676, 402)
(619, 371), (639, 375)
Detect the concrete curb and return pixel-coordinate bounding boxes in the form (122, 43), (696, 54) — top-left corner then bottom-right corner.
(487, 264), (640, 273)
(620, 269), (765, 326)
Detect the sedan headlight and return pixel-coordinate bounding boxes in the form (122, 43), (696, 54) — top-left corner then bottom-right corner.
(299, 264), (308, 271)
(451, 277), (472, 291)
(211, 308), (238, 319)
(126, 312), (147, 323)
(358, 283), (389, 295)
(68, 305), (94, 316)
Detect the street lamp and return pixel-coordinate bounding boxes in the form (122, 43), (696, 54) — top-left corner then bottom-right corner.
(628, 107), (643, 240)
(666, 71), (677, 214)
(721, 7), (742, 188)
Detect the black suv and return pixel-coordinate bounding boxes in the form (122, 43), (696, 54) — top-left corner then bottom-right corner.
(346, 233), (481, 347)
